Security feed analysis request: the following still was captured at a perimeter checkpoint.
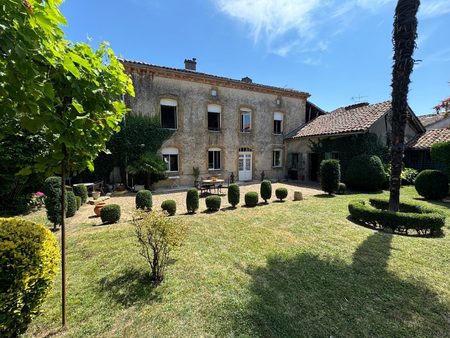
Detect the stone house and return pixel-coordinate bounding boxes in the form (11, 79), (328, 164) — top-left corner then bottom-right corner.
(122, 58), (322, 187)
(418, 112), (450, 130)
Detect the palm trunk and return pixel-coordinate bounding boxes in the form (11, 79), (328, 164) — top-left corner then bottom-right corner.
(389, 0), (420, 212)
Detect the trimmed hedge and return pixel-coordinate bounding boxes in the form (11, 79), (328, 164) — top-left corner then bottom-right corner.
(73, 185), (88, 204)
(320, 159), (340, 195)
(245, 192), (259, 207)
(275, 187), (288, 201)
(228, 184), (240, 207)
(260, 180), (272, 203)
(348, 198), (445, 236)
(186, 188), (199, 213)
(0, 218), (59, 337)
(75, 196), (81, 210)
(100, 204), (121, 224)
(161, 200), (176, 216)
(66, 191), (77, 218)
(205, 195), (221, 211)
(136, 190), (153, 210)
(345, 155), (386, 191)
(42, 176), (66, 227)
(415, 170), (448, 200)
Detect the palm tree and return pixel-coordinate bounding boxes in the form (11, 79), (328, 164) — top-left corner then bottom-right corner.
(389, 0), (420, 212)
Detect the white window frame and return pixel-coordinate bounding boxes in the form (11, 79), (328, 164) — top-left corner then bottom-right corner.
(208, 147), (221, 170)
(273, 112), (283, 134)
(160, 99), (178, 130)
(207, 104), (221, 131)
(240, 108), (252, 132)
(162, 147), (179, 173)
(272, 149), (282, 168)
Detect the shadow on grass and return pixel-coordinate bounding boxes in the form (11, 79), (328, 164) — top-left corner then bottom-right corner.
(98, 267), (161, 307)
(413, 197), (450, 210)
(221, 232), (450, 337)
(313, 193), (336, 198)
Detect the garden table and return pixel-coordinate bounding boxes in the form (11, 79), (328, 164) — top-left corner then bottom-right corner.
(201, 179), (224, 194)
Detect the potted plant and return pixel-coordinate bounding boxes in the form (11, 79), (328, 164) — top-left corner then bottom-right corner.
(92, 191), (101, 200)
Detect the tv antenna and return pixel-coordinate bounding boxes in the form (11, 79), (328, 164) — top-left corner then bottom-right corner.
(351, 95), (368, 103)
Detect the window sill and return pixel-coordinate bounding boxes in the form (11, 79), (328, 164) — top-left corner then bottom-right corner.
(272, 166), (283, 168)
(272, 133), (283, 136)
(208, 168), (222, 171)
(240, 131), (252, 134)
(208, 129), (222, 133)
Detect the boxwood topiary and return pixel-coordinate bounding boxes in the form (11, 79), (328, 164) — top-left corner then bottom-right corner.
(320, 159), (340, 195)
(75, 196), (82, 210)
(206, 195), (221, 211)
(161, 200), (176, 216)
(66, 191), (77, 217)
(136, 190), (153, 210)
(73, 185), (88, 204)
(275, 187), (288, 201)
(348, 198), (445, 236)
(42, 176), (66, 227)
(100, 204), (121, 224)
(345, 155), (386, 191)
(0, 218), (59, 337)
(336, 183), (347, 195)
(186, 188), (199, 213)
(415, 170), (448, 200)
(245, 192), (259, 207)
(260, 180), (272, 203)
(228, 184), (240, 207)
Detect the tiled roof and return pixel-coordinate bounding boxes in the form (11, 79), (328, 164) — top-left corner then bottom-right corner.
(418, 113), (450, 127)
(290, 101), (392, 139)
(121, 59), (309, 98)
(406, 128), (450, 149)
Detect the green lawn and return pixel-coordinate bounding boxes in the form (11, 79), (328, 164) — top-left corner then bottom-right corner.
(26, 187), (450, 337)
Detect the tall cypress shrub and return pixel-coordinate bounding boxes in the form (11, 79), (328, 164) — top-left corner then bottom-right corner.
(320, 160), (340, 195)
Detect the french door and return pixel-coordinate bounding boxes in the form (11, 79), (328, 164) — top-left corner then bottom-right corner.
(238, 152), (252, 181)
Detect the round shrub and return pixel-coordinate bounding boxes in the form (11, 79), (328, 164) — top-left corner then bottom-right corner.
(136, 190), (153, 210)
(100, 204), (121, 224)
(348, 198), (445, 236)
(415, 170), (448, 200)
(206, 195), (222, 211)
(260, 180), (272, 203)
(345, 155), (386, 191)
(320, 159), (340, 195)
(245, 192), (259, 207)
(186, 188), (199, 213)
(228, 184), (240, 207)
(42, 176), (66, 227)
(75, 196), (82, 210)
(73, 184), (88, 204)
(336, 183), (347, 195)
(0, 218), (59, 337)
(161, 200), (176, 216)
(66, 191), (77, 217)
(275, 187), (288, 201)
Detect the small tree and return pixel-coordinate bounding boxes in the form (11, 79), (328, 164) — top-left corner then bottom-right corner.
(131, 211), (186, 283)
(320, 160), (340, 195)
(186, 188), (199, 213)
(228, 184), (240, 208)
(260, 180), (272, 203)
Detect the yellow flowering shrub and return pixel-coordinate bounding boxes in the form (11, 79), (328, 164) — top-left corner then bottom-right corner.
(0, 218), (59, 337)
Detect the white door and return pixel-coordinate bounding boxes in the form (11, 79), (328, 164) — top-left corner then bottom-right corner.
(239, 152), (252, 181)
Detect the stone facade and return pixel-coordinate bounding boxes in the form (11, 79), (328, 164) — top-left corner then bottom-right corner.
(123, 60), (309, 187)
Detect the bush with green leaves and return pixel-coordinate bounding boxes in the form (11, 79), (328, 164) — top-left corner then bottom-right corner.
(320, 159), (340, 195)
(0, 218), (59, 337)
(186, 188), (199, 213)
(66, 191), (77, 217)
(206, 196), (221, 211)
(73, 185), (88, 204)
(275, 187), (288, 201)
(100, 204), (121, 224)
(431, 141), (450, 173)
(136, 190), (153, 211)
(260, 180), (272, 203)
(415, 170), (448, 200)
(228, 184), (240, 207)
(131, 211), (186, 283)
(42, 176), (66, 228)
(161, 200), (176, 216)
(336, 183), (347, 195)
(401, 167), (418, 185)
(348, 198), (445, 236)
(245, 192), (259, 207)
(345, 155), (386, 191)
(75, 196), (81, 210)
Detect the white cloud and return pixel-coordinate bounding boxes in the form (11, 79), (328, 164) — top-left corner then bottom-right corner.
(212, 0), (393, 56)
(420, 0), (450, 18)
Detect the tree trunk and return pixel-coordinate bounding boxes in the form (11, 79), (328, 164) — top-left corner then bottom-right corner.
(60, 146), (68, 327)
(389, 0), (420, 212)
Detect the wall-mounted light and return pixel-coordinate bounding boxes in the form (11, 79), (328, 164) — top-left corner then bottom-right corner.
(211, 89), (217, 97)
(276, 97), (281, 106)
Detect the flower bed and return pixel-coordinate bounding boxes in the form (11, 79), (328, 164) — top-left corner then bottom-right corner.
(348, 198), (445, 236)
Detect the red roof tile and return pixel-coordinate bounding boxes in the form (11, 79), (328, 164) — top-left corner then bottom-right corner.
(406, 129), (450, 149)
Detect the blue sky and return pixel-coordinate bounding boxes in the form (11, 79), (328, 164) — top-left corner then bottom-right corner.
(60, 0), (450, 115)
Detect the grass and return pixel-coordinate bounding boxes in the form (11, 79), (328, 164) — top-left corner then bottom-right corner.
(26, 186), (450, 337)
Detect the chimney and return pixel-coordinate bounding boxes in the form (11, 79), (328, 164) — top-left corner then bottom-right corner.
(184, 58), (197, 71)
(241, 76), (252, 83)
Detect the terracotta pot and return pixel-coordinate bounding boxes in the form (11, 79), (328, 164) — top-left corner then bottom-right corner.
(94, 202), (106, 217)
